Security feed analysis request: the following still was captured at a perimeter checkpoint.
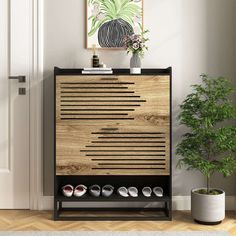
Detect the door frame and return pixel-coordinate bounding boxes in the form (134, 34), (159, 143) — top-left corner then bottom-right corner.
(1, 0), (43, 209)
(29, 0), (44, 210)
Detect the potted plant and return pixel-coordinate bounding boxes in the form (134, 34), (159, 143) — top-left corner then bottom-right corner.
(176, 74), (236, 224)
(123, 30), (149, 74)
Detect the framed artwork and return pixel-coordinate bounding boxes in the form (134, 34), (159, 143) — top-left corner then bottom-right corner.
(86, 0), (143, 49)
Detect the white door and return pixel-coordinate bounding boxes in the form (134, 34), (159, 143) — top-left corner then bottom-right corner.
(0, 0), (30, 208)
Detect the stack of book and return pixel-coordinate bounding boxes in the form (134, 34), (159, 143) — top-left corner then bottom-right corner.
(82, 68), (113, 74)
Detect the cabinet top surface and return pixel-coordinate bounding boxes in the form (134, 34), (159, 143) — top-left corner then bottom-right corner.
(54, 67), (172, 76)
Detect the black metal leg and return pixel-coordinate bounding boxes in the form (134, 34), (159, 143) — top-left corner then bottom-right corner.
(54, 200), (59, 220)
(59, 201), (62, 211)
(164, 201), (171, 219)
(169, 200), (172, 220)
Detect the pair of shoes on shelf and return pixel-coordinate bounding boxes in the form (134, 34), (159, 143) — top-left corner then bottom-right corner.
(90, 184), (114, 197)
(117, 187), (138, 197)
(62, 184), (115, 198)
(62, 184), (87, 197)
(142, 186), (163, 197)
(62, 184), (163, 198)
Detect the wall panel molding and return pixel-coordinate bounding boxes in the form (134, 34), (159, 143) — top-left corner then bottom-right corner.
(29, 0), (44, 210)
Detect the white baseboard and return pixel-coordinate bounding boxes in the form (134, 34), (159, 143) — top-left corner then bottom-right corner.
(172, 196), (191, 210)
(225, 196), (236, 210)
(38, 196), (53, 210)
(39, 195), (236, 211)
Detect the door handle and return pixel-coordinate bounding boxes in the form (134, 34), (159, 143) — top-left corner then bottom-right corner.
(9, 75), (26, 83)
(9, 76), (26, 95)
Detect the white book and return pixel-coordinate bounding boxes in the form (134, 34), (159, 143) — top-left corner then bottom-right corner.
(82, 70), (113, 74)
(83, 67), (112, 71)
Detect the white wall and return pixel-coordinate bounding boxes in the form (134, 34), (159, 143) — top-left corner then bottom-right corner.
(43, 0), (236, 196)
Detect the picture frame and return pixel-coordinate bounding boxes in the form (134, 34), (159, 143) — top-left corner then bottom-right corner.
(86, 0), (144, 50)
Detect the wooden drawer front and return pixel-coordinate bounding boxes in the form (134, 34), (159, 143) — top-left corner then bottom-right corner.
(56, 75), (170, 175)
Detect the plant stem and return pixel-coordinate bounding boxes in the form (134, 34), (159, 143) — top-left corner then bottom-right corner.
(206, 140), (212, 195)
(207, 175), (210, 194)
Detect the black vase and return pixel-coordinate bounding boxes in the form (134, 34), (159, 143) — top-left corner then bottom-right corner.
(98, 18), (134, 48)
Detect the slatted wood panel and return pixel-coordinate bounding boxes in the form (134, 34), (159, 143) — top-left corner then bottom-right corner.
(56, 75), (170, 175)
(58, 77), (146, 120)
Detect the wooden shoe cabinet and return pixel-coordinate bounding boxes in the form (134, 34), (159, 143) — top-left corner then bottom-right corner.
(54, 67), (172, 220)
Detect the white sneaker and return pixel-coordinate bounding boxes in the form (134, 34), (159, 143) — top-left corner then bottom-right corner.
(62, 184), (74, 197)
(142, 186), (152, 197)
(153, 187), (163, 197)
(74, 184), (87, 197)
(117, 187), (129, 197)
(102, 185), (114, 197)
(128, 187), (138, 197)
(89, 184), (101, 197)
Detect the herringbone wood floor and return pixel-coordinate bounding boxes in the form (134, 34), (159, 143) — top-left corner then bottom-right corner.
(0, 211), (235, 234)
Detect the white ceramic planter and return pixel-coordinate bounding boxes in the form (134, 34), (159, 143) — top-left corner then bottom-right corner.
(191, 188), (225, 224)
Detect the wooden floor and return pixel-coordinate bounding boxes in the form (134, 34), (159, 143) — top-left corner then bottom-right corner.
(0, 211), (235, 234)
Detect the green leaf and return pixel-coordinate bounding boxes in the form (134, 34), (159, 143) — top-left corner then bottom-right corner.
(138, 22), (142, 30)
(176, 74), (236, 189)
(91, 0), (141, 21)
(100, 0), (116, 18)
(91, 17), (97, 29)
(88, 18), (108, 37)
(118, 14), (133, 26)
